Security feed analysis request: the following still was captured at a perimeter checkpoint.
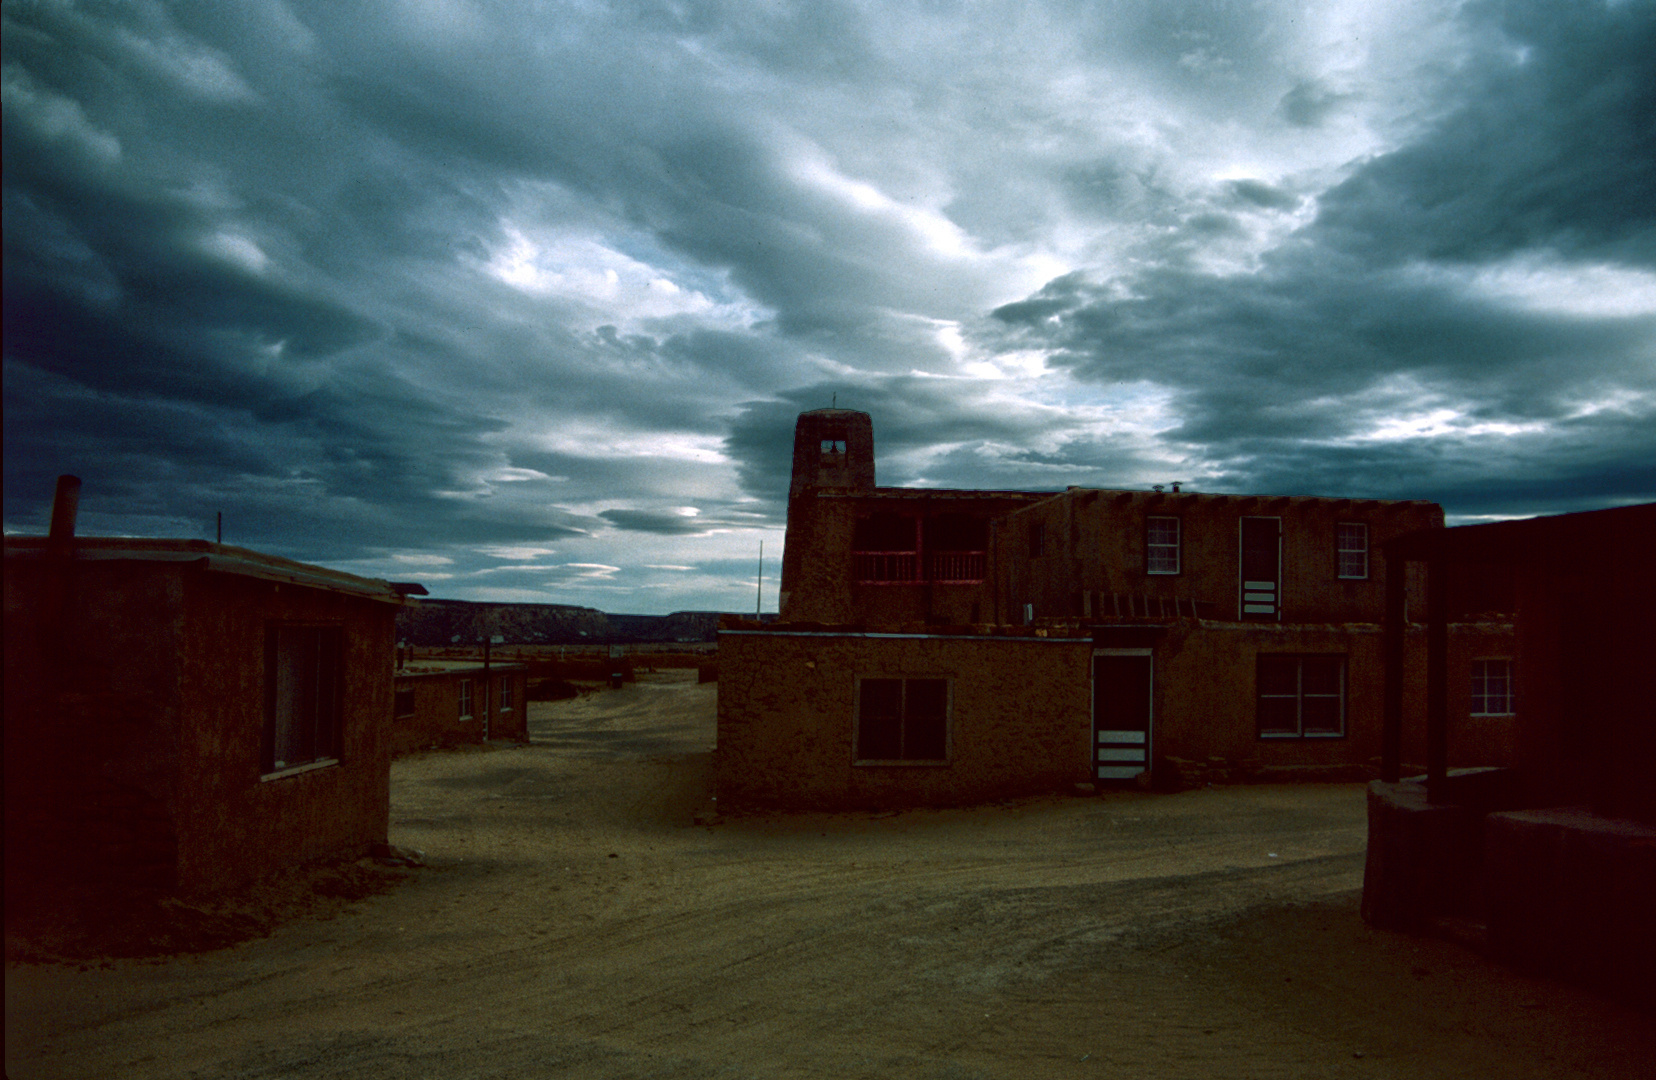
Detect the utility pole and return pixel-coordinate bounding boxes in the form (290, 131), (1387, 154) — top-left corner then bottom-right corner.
(755, 541), (764, 617)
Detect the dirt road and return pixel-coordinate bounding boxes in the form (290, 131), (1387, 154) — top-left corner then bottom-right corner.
(7, 672), (1651, 1078)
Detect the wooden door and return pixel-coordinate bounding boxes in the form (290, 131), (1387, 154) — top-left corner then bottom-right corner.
(1093, 651), (1152, 782)
(1240, 516), (1282, 621)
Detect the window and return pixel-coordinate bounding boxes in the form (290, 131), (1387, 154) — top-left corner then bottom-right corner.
(1336, 522), (1369, 579)
(1257, 655), (1345, 738)
(1029, 521), (1046, 557)
(821, 438), (846, 455)
(499, 676), (514, 711)
(263, 626), (342, 775)
(856, 677), (949, 762)
(394, 686), (416, 719)
(1471, 658), (1514, 716)
(1147, 516), (1181, 575)
(458, 679), (474, 720)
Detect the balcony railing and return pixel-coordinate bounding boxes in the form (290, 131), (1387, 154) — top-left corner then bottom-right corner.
(927, 551), (986, 583)
(854, 551), (918, 583)
(853, 550), (985, 584)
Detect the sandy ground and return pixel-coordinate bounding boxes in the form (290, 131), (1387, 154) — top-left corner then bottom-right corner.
(7, 671), (1652, 1079)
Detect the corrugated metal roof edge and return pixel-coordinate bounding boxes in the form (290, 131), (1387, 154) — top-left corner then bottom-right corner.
(3, 537), (410, 604)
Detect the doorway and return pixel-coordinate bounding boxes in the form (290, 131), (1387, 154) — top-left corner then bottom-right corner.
(1093, 650), (1153, 782)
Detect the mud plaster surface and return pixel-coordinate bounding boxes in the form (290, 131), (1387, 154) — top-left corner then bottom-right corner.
(7, 672), (1651, 1079)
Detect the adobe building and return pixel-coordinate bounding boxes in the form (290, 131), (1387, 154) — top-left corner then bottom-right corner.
(4, 481), (418, 905)
(391, 658), (529, 756)
(1362, 502), (1656, 1003)
(716, 409), (1515, 810)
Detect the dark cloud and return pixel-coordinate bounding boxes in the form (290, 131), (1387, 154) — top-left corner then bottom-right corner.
(5, 0), (1651, 611)
(599, 509), (714, 535)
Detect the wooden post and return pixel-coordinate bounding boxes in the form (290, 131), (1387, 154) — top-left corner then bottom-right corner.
(1382, 552), (1406, 783)
(1426, 556), (1449, 802)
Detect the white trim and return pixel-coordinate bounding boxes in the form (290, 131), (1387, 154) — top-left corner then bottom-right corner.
(1091, 649), (1154, 782)
(261, 758), (339, 782)
(852, 674), (953, 766)
(1239, 517), (1283, 622)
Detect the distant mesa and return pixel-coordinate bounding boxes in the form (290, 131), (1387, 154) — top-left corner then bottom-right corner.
(395, 599), (769, 647)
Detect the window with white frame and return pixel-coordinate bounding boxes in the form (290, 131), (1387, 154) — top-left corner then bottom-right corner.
(1257, 654), (1346, 738)
(1146, 516), (1181, 574)
(499, 676), (514, 711)
(855, 677), (949, 762)
(1471, 658), (1514, 716)
(1336, 522), (1369, 579)
(263, 625), (343, 775)
(458, 678), (474, 720)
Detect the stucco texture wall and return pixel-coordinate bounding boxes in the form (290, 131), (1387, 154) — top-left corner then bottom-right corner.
(176, 572), (396, 896)
(716, 631), (1091, 810)
(390, 668), (528, 757)
(996, 491), (1444, 625)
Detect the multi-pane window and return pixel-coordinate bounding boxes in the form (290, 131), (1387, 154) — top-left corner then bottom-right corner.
(1147, 516), (1181, 575)
(263, 625), (343, 775)
(499, 676), (514, 711)
(1336, 522), (1369, 579)
(856, 677), (949, 762)
(1471, 658), (1514, 716)
(458, 679), (474, 720)
(1257, 655), (1345, 738)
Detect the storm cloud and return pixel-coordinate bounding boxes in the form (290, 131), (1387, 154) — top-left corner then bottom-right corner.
(5, 0), (1652, 610)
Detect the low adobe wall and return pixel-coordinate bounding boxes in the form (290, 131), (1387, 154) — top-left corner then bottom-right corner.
(392, 666), (529, 756)
(716, 630), (1091, 810)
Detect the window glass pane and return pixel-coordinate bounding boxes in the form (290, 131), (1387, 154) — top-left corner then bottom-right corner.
(1257, 656), (1299, 696)
(904, 679), (948, 760)
(1258, 697), (1299, 735)
(858, 679), (904, 759)
(1302, 696), (1342, 734)
(1300, 657), (1342, 696)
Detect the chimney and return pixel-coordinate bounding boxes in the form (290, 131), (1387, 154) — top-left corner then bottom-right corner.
(48, 475), (82, 551)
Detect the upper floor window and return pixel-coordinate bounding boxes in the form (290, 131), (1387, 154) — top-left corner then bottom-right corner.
(1336, 522), (1369, 579)
(1471, 658), (1514, 716)
(1146, 516), (1181, 575)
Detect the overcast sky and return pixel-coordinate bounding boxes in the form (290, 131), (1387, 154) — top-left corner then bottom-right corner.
(5, 0), (1653, 612)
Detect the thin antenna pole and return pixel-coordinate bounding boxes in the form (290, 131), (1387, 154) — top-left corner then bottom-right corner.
(756, 541), (763, 617)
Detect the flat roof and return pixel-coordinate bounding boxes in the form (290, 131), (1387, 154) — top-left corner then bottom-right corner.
(4, 536), (413, 604)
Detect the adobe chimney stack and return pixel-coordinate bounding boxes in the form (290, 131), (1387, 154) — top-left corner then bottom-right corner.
(48, 475), (82, 548)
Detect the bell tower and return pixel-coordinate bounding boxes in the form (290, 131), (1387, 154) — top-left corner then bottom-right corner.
(779, 409), (875, 619)
(788, 408), (875, 499)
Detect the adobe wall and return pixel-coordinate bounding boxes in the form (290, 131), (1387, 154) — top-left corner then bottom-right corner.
(716, 630), (1091, 810)
(1511, 565), (1656, 822)
(996, 490), (1441, 624)
(391, 667), (529, 756)
(4, 560), (188, 901)
(1149, 621), (1511, 774)
(781, 490), (1043, 625)
(716, 618), (1515, 811)
(176, 572), (397, 896)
